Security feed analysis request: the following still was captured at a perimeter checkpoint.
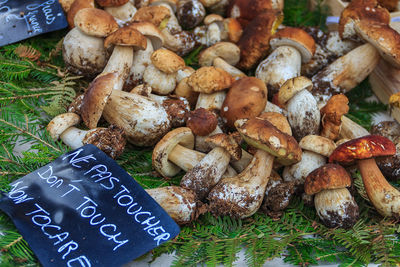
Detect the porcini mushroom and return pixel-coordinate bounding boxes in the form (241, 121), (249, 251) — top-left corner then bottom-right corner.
(304, 164), (359, 228)
(176, 0), (206, 29)
(63, 8), (118, 76)
(47, 113), (126, 159)
(329, 135), (399, 217)
(256, 27), (315, 96)
(180, 133), (241, 199)
(277, 76), (320, 141)
(207, 117), (301, 218)
(146, 186), (202, 224)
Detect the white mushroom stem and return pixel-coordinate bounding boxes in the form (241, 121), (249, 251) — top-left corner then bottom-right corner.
(101, 46), (134, 91)
(181, 147), (231, 199)
(145, 186), (199, 224)
(283, 151), (326, 185)
(256, 46), (301, 93)
(339, 116), (370, 140)
(167, 144), (237, 177)
(213, 57), (245, 79)
(208, 149), (274, 218)
(195, 91), (226, 110)
(60, 127), (88, 149)
(358, 158), (400, 217)
(127, 38), (154, 87)
(105, 2), (137, 26)
(206, 22), (222, 45)
(263, 101), (286, 116)
(102, 90), (171, 146)
(153, 2), (181, 32)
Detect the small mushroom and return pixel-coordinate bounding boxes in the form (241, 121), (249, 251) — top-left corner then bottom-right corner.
(278, 76), (320, 141)
(319, 94), (349, 140)
(283, 135), (336, 188)
(329, 135), (399, 217)
(220, 76), (268, 129)
(186, 108), (218, 136)
(143, 49), (185, 94)
(304, 164), (359, 228)
(63, 8), (118, 76)
(66, 0), (94, 28)
(207, 117), (301, 218)
(104, 1), (137, 25)
(46, 113), (126, 158)
(146, 186), (203, 224)
(180, 133), (241, 199)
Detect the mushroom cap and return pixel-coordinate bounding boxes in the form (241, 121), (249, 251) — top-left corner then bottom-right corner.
(83, 125), (126, 159)
(151, 49), (185, 74)
(103, 25), (147, 49)
(74, 8), (118, 37)
(270, 27), (316, 63)
(187, 66), (233, 93)
(152, 127), (195, 177)
(128, 22), (164, 50)
(236, 10), (283, 70)
(320, 94), (349, 125)
(67, 0), (95, 28)
(177, 0), (206, 30)
(186, 108), (218, 136)
(132, 6), (171, 27)
(96, 0), (129, 7)
(47, 113), (81, 140)
(339, 0), (390, 40)
(355, 21), (400, 68)
(198, 42), (241, 66)
(278, 76), (313, 106)
(149, 0), (178, 11)
(206, 133), (242, 161)
(220, 77), (267, 129)
(81, 72), (119, 129)
(329, 135), (396, 164)
(203, 14), (224, 25)
(235, 117), (302, 165)
(257, 112), (292, 136)
(304, 164), (351, 195)
(299, 135), (336, 157)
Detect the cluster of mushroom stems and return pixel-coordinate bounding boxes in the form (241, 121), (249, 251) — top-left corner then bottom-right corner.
(50, 0), (400, 226)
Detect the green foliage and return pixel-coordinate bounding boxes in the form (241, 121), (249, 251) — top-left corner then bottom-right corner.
(283, 0), (329, 30)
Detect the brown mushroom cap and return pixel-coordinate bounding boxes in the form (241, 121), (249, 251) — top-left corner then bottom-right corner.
(128, 22), (164, 50)
(151, 49), (185, 74)
(186, 108), (218, 136)
(198, 42), (241, 67)
(203, 14), (223, 25)
(152, 127), (195, 177)
(104, 25), (147, 49)
(81, 72), (119, 129)
(329, 135), (396, 164)
(47, 113), (81, 140)
(206, 133), (242, 161)
(220, 77), (267, 129)
(224, 18), (243, 43)
(304, 164), (351, 195)
(96, 0), (129, 7)
(74, 8), (118, 37)
(257, 112), (292, 136)
(278, 76), (313, 106)
(83, 125), (126, 159)
(131, 6), (171, 27)
(235, 117), (302, 165)
(320, 94), (349, 140)
(236, 10), (283, 70)
(187, 67), (233, 93)
(67, 0), (95, 28)
(270, 27), (316, 63)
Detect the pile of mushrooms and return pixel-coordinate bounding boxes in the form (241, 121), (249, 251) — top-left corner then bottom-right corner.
(51, 0), (400, 227)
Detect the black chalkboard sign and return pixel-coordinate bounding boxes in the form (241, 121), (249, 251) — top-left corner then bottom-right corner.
(0, 0), (68, 47)
(0, 145), (180, 267)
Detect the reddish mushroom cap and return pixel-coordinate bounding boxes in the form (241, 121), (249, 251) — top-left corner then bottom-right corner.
(329, 135), (396, 164)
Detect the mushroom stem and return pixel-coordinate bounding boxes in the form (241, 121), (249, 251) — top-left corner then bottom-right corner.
(168, 144), (205, 171)
(60, 127), (87, 149)
(101, 46), (134, 91)
(207, 149), (273, 218)
(358, 158), (400, 217)
(213, 57), (245, 79)
(180, 147), (231, 199)
(339, 116), (370, 139)
(195, 91), (226, 110)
